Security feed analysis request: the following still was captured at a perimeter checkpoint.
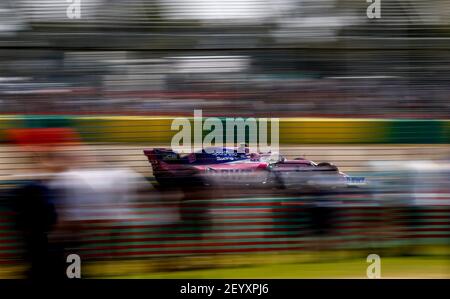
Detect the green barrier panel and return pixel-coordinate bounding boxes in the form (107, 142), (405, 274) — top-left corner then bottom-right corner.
(22, 115), (74, 129)
(386, 120), (446, 144)
(443, 120), (450, 143)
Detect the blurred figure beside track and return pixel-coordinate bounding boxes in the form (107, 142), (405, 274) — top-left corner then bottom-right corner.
(8, 127), (152, 277)
(50, 165), (148, 259)
(8, 128), (79, 279)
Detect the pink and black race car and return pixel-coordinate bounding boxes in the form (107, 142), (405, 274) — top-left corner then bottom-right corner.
(143, 147), (366, 191)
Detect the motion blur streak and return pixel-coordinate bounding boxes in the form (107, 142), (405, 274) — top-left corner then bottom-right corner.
(0, 0), (449, 279)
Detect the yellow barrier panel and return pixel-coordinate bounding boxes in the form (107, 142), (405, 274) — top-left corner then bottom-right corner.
(74, 116), (174, 144)
(279, 118), (389, 144)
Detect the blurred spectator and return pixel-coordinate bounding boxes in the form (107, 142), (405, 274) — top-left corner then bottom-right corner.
(14, 176), (60, 279)
(8, 128), (80, 279)
(49, 153), (148, 259)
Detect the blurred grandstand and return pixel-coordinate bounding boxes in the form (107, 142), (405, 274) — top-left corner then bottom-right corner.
(0, 0), (449, 117)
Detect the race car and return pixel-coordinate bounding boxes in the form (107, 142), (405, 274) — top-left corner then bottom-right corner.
(143, 147), (366, 192)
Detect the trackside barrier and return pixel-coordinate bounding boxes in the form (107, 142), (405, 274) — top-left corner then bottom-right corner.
(0, 116), (449, 144)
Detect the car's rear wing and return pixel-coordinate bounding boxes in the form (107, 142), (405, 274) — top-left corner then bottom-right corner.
(143, 148), (180, 163)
